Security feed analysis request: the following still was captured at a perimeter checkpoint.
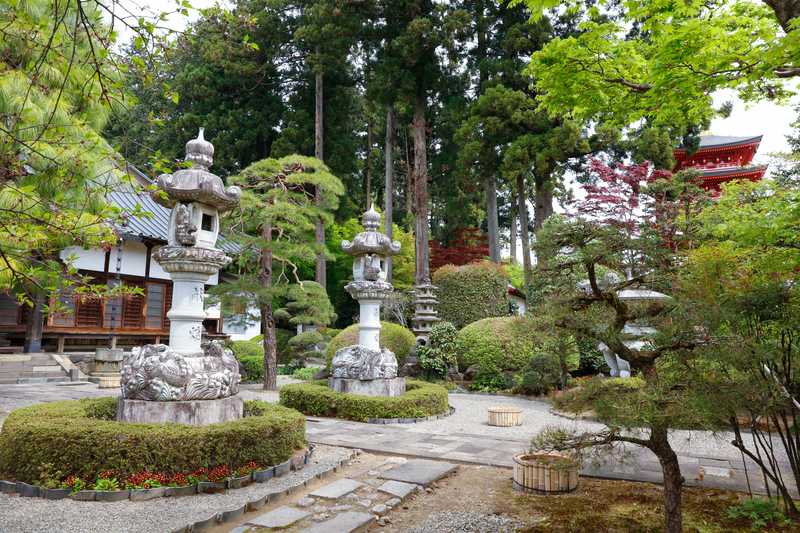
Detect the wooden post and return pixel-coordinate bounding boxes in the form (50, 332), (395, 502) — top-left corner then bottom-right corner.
(57, 336), (65, 354)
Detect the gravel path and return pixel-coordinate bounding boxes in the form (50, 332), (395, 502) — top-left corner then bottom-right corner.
(406, 511), (524, 533)
(0, 444), (352, 533)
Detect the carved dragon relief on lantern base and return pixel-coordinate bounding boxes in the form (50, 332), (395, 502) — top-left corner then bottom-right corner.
(120, 341), (241, 401)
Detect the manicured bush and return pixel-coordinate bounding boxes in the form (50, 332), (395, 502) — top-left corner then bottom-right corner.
(455, 316), (538, 372)
(432, 261), (510, 328)
(325, 321), (416, 369)
(239, 355), (264, 382)
(248, 328), (294, 362)
(279, 380), (449, 421)
(230, 340), (262, 359)
(0, 397), (305, 483)
(292, 367), (319, 381)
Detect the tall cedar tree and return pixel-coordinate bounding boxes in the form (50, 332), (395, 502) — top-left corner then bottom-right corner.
(220, 156), (343, 390)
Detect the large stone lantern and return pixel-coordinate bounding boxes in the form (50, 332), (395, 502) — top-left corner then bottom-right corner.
(330, 205), (405, 396)
(117, 129), (243, 425)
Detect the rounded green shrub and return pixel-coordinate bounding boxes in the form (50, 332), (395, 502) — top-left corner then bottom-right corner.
(0, 398), (305, 483)
(456, 316), (538, 372)
(230, 340), (262, 359)
(432, 261), (510, 328)
(239, 355), (264, 382)
(324, 321), (416, 369)
(248, 328), (294, 363)
(279, 380), (449, 422)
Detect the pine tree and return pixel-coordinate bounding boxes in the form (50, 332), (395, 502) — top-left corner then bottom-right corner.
(218, 155), (344, 390)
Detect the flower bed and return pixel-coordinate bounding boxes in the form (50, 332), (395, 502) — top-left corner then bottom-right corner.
(0, 397), (305, 485)
(279, 379), (449, 422)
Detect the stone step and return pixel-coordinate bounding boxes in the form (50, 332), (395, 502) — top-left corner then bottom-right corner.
(377, 459), (458, 486)
(309, 479), (363, 500)
(246, 506), (310, 529)
(300, 511), (375, 533)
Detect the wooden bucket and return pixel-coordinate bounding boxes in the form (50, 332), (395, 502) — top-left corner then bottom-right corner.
(512, 453), (579, 494)
(487, 406), (522, 427)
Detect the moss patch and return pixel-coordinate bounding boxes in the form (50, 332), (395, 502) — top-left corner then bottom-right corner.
(0, 397), (305, 483)
(279, 380), (449, 422)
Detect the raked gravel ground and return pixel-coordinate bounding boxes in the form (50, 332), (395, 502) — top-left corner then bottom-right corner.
(0, 444), (352, 533)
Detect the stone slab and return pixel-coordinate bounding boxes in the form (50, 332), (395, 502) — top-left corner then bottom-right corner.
(377, 480), (418, 499)
(247, 506), (310, 528)
(116, 396), (243, 426)
(300, 511), (375, 533)
(0, 355), (30, 362)
(309, 478), (363, 499)
(329, 377), (405, 397)
(377, 459), (457, 486)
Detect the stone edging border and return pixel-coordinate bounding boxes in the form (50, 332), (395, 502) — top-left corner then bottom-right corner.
(173, 448), (361, 533)
(548, 407), (598, 422)
(366, 405), (455, 425)
(0, 445), (318, 503)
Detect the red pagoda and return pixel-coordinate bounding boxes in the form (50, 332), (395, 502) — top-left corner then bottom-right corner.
(673, 135), (767, 191)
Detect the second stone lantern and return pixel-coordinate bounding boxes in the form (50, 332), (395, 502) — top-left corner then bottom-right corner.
(331, 204), (404, 396)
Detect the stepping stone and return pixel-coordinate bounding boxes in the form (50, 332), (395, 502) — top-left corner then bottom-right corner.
(300, 511), (375, 533)
(378, 459), (457, 486)
(247, 506), (310, 528)
(309, 478), (363, 499)
(377, 480), (418, 499)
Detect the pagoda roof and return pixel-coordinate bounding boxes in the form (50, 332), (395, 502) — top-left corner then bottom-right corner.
(698, 165), (768, 178)
(676, 135), (762, 152)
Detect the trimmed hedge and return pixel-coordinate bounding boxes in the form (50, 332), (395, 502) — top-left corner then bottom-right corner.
(432, 261), (510, 328)
(325, 321), (416, 369)
(279, 380), (449, 422)
(0, 397), (305, 483)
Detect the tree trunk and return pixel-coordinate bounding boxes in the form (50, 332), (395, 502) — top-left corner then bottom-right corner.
(23, 289), (45, 353)
(404, 127), (413, 222)
(385, 106), (395, 283)
(517, 175), (532, 285)
(365, 118), (373, 208)
(510, 208), (518, 265)
(651, 426), (684, 533)
(485, 174), (500, 262)
(533, 177), (554, 232)
(260, 220), (277, 391)
(314, 68), (326, 288)
(413, 93), (429, 284)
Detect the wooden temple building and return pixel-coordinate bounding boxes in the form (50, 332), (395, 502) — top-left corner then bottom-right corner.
(673, 134), (767, 191)
(0, 167), (245, 353)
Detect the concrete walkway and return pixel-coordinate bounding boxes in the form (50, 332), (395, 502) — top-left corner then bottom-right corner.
(0, 383), (794, 496)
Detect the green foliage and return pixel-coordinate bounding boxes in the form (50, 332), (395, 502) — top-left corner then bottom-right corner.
(229, 340), (263, 360)
(325, 321), (416, 369)
(455, 316), (540, 372)
(249, 329), (293, 361)
(553, 376), (646, 415)
(432, 262), (510, 328)
(239, 355), (264, 382)
(523, 0), (792, 137)
(94, 478), (120, 492)
(279, 282), (337, 328)
(417, 322), (458, 379)
(0, 1), (129, 293)
(726, 498), (791, 530)
(291, 367), (319, 381)
(513, 354), (563, 396)
(0, 398), (305, 483)
(279, 380), (449, 422)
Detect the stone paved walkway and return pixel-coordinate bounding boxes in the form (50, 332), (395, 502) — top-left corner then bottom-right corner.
(0, 383), (794, 497)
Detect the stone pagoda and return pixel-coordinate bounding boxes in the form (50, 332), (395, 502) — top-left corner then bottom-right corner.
(330, 205), (404, 396)
(117, 129), (243, 426)
(412, 282), (439, 345)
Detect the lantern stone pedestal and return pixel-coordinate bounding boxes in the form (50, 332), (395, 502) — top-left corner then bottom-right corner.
(89, 348), (123, 388)
(116, 396), (243, 426)
(117, 129), (242, 426)
(330, 205), (405, 397)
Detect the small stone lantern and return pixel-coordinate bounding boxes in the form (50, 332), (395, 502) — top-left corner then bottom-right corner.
(330, 204), (405, 396)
